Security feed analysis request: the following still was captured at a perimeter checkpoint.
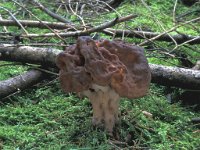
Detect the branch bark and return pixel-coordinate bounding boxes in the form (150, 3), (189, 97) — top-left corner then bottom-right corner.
(150, 64), (200, 90)
(0, 46), (200, 90)
(103, 29), (200, 44)
(0, 19), (77, 29)
(0, 45), (60, 67)
(20, 17), (119, 38)
(17, 15), (135, 38)
(0, 69), (46, 99)
(0, 15), (137, 30)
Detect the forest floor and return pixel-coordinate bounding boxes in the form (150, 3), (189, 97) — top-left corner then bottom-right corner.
(0, 0), (200, 149)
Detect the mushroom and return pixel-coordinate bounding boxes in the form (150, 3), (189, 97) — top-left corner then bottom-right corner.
(56, 36), (151, 135)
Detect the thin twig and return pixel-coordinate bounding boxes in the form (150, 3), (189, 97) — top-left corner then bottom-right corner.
(31, 0), (72, 24)
(176, 8), (200, 20)
(140, 0), (178, 47)
(21, 18), (120, 38)
(117, 14), (137, 23)
(0, 43), (69, 47)
(0, 6), (28, 35)
(170, 36), (200, 53)
(27, 65), (59, 76)
(103, 29), (200, 44)
(68, 0), (86, 30)
(97, 0), (121, 17)
(11, 0), (67, 43)
(0, 14), (8, 32)
(0, 19), (80, 30)
(0, 62), (23, 67)
(139, 16), (200, 46)
(21, 14), (135, 38)
(107, 140), (121, 150)
(173, 0), (178, 25)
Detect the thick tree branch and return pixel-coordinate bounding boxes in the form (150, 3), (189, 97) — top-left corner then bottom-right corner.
(0, 46), (200, 90)
(0, 69), (46, 99)
(150, 64), (200, 90)
(0, 45), (60, 67)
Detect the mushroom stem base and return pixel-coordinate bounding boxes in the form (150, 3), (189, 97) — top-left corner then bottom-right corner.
(81, 85), (120, 134)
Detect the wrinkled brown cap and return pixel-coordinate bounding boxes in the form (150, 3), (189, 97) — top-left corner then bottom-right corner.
(56, 36), (151, 98)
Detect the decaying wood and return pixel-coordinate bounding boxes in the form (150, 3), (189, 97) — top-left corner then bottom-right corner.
(0, 70), (46, 99)
(1, 46), (200, 90)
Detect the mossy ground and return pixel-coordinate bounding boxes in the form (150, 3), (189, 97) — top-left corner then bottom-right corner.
(0, 0), (200, 149)
(0, 83), (199, 149)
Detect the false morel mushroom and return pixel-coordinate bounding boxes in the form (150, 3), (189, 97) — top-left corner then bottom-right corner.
(56, 36), (151, 135)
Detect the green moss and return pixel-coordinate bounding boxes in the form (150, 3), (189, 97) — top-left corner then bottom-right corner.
(0, 0), (200, 149)
(0, 62), (28, 81)
(0, 84), (199, 149)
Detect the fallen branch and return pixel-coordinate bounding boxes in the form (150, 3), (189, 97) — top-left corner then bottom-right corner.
(0, 19), (78, 29)
(10, 0), (72, 43)
(19, 14), (136, 38)
(150, 64), (200, 90)
(0, 69), (47, 99)
(30, 0), (72, 24)
(0, 6), (28, 35)
(20, 17), (119, 38)
(0, 14), (136, 30)
(0, 45), (60, 67)
(1, 43), (68, 47)
(103, 29), (200, 44)
(0, 46), (200, 90)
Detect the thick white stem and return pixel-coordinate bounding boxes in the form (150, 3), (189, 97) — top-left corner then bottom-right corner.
(81, 85), (120, 134)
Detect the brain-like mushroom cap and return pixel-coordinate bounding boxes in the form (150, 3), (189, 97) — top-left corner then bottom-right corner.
(56, 36), (151, 98)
